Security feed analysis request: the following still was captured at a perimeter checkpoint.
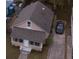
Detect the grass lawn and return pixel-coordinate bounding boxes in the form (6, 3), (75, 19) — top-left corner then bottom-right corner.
(6, 33), (20, 59)
(27, 46), (48, 59)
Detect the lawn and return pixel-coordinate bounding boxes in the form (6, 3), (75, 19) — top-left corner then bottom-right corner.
(6, 33), (20, 59)
(27, 46), (48, 59)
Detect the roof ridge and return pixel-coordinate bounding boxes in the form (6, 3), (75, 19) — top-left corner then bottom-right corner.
(14, 26), (45, 33)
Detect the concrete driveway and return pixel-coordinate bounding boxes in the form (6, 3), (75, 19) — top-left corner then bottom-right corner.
(47, 30), (72, 59)
(47, 31), (65, 59)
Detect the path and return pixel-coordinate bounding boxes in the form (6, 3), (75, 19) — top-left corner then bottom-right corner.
(18, 53), (28, 59)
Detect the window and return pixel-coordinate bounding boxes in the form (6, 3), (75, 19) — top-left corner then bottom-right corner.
(19, 39), (23, 43)
(29, 41), (34, 45)
(29, 41), (40, 46)
(27, 21), (31, 27)
(35, 42), (40, 46)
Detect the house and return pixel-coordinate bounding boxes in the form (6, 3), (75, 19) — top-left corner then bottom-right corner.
(10, 1), (54, 54)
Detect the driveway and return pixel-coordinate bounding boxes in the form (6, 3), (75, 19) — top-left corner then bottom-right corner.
(47, 30), (72, 59)
(47, 31), (65, 59)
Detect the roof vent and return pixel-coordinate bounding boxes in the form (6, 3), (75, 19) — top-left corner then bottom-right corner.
(42, 7), (45, 10)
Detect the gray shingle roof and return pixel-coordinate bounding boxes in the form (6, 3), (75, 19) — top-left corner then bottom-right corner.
(14, 1), (54, 33)
(11, 27), (46, 43)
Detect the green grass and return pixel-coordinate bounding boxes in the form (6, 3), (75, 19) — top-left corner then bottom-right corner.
(27, 46), (48, 59)
(6, 33), (20, 59)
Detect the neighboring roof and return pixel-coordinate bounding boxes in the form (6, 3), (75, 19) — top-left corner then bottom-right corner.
(11, 27), (46, 43)
(14, 1), (54, 33)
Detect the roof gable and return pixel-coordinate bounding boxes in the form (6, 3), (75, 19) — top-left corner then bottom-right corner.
(14, 1), (54, 33)
(14, 20), (45, 32)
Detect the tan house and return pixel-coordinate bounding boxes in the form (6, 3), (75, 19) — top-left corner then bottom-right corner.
(11, 1), (54, 54)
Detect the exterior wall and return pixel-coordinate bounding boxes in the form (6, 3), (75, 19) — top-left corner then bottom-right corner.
(11, 37), (22, 46)
(11, 37), (43, 51)
(29, 43), (43, 51)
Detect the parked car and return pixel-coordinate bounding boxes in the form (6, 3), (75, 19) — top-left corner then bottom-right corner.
(55, 20), (64, 34)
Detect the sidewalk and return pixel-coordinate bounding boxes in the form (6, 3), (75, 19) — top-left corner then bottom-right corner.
(18, 53), (28, 59)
